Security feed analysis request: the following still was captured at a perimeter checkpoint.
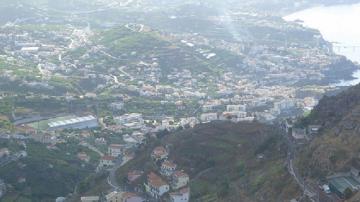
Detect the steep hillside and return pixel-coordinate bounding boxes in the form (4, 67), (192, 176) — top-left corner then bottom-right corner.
(298, 84), (360, 179)
(116, 121), (301, 202)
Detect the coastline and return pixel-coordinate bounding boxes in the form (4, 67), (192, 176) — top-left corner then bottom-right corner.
(283, 3), (360, 86)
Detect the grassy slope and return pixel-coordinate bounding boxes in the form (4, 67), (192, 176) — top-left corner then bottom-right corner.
(90, 27), (226, 75)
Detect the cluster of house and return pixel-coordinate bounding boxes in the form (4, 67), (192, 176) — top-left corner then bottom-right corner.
(284, 119), (321, 142)
(142, 146), (190, 202)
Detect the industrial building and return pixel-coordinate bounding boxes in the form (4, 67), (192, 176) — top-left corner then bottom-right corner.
(47, 115), (98, 131)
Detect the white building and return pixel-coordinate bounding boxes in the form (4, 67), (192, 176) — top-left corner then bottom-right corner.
(21, 47), (39, 52)
(274, 99), (297, 111)
(47, 115), (98, 131)
(144, 172), (170, 199)
(80, 196), (99, 202)
(161, 117), (176, 130)
(115, 113), (144, 129)
(169, 187), (190, 202)
(221, 111), (247, 122)
(106, 191), (144, 202)
(226, 105), (246, 112)
(200, 113), (218, 123)
(179, 117), (199, 128)
(110, 102), (124, 111)
(171, 171), (189, 190)
(108, 144), (125, 157)
(55, 197), (66, 202)
(99, 155), (115, 168)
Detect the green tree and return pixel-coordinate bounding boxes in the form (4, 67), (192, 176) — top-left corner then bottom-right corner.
(344, 187), (353, 199)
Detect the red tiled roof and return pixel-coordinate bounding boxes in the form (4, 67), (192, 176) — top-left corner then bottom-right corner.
(152, 146), (167, 156)
(172, 170), (189, 178)
(162, 160), (177, 169)
(179, 187), (190, 194)
(147, 172), (168, 188)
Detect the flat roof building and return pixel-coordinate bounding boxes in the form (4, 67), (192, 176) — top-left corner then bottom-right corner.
(329, 176), (360, 198)
(47, 115), (98, 131)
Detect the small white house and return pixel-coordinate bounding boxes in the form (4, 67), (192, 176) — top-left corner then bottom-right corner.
(200, 113), (218, 123)
(108, 144), (124, 157)
(145, 172), (169, 199)
(171, 171), (190, 189)
(170, 187), (190, 202)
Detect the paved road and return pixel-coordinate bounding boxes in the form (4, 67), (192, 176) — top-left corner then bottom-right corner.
(283, 127), (318, 202)
(276, 124), (343, 202)
(107, 158), (131, 191)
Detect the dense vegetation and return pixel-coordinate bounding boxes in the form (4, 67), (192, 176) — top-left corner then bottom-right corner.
(0, 141), (98, 201)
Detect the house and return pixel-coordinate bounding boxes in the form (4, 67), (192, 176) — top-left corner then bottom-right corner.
(131, 132), (146, 144)
(106, 191), (144, 202)
(31, 133), (57, 144)
(162, 117), (175, 127)
(179, 117), (199, 128)
(202, 104), (216, 112)
(221, 111), (247, 122)
(110, 102), (124, 111)
(200, 113), (218, 123)
(144, 172), (170, 199)
(99, 155), (115, 167)
(55, 197), (66, 202)
(292, 128), (307, 140)
(77, 152), (90, 162)
(123, 134), (140, 147)
(127, 170), (144, 183)
(171, 171), (189, 190)
(115, 113), (144, 129)
(95, 137), (107, 145)
(109, 144), (125, 157)
(161, 161), (177, 176)
(308, 125), (321, 135)
(226, 105), (246, 112)
(169, 187), (190, 202)
(151, 146), (168, 161)
(80, 196), (99, 202)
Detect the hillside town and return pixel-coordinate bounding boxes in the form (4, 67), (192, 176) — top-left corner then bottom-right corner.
(1, 0), (360, 201)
